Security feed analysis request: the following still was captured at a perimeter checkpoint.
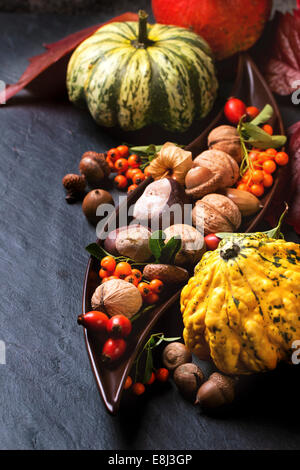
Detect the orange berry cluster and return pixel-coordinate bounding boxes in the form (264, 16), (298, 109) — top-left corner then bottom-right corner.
(124, 368), (170, 396)
(237, 148), (289, 197)
(99, 256), (164, 305)
(105, 145), (151, 193)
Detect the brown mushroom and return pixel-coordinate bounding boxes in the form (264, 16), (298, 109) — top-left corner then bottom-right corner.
(173, 363), (204, 401)
(143, 264), (189, 284)
(162, 342), (192, 371)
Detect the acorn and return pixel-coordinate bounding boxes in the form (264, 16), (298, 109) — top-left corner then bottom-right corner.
(79, 151), (110, 187)
(162, 342), (192, 371)
(82, 189), (114, 225)
(173, 363), (204, 401)
(62, 173), (86, 204)
(195, 372), (236, 409)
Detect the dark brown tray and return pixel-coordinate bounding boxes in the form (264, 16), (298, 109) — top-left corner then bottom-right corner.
(82, 52), (289, 414)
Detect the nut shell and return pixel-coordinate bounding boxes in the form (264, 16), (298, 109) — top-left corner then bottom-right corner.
(186, 150), (239, 199)
(173, 363), (204, 401)
(79, 151), (110, 186)
(91, 279), (142, 318)
(195, 372), (235, 408)
(162, 342), (192, 371)
(82, 189), (114, 225)
(143, 264), (189, 284)
(192, 194), (241, 236)
(208, 125), (242, 163)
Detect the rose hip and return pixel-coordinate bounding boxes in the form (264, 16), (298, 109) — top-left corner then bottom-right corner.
(77, 311), (108, 333)
(106, 314), (132, 338)
(101, 338), (127, 363)
(204, 234), (221, 251)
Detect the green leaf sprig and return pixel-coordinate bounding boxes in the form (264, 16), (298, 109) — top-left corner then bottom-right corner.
(85, 242), (148, 268)
(130, 143), (183, 170)
(216, 203), (288, 241)
(134, 333), (181, 383)
(237, 105), (287, 177)
(149, 230), (182, 264)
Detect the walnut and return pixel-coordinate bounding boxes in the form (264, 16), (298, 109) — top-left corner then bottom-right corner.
(185, 149), (239, 199)
(192, 193), (241, 235)
(208, 125), (242, 163)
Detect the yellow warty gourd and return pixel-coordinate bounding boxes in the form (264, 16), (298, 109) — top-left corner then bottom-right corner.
(180, 234), (300, 375)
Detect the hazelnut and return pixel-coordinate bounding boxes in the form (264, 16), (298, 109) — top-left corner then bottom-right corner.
(185, 167), (213, 189)
(62, 173), (86, 204)
(173, 363), (204, 401)
(82, 189), (114, 225)
(79, 151), (110, 187)
(162, 342), (192, 371)
(195, 372), (236, 408)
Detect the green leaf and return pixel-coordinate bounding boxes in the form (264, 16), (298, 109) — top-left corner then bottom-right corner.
(161, 336), (181, 342)
(159, 236), (182, 264)
(143, 348), (153, 384)
(85, 243), (109, 261)
(250, 104), (274, 126)
(242, 123), (287, 149)
(149, 231), (166, 262)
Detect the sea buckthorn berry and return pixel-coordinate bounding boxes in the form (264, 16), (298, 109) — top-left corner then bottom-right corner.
(115, 158), (129, 173)
(101, 256), (116, 273)
(257, 152), (270, 163)
(149, 279), (164, 294)
(266, 148), (277, 157)
(128, 154), (140, 168)
(156, 368), (169, 382)
(251, 170), (264, 184)
(127, 184), (138, 193)
(147, 372), (156, 385)
(131, 269), (142, 282)
(132, 172), (146, 185)
(116, 145), (129, 158)
(144, 166), (152, 177)
(124, 274), (139, 286)
(262, 124), (273, 135)
(145, 292), (160, 304)
(249, 151), (259, 162)
(132, 382), (145, 395)
(114, 262), (132, 279)
(99, 268), (109, 279)
(246, 106), (260, 120)
(102, 275), (119, 283)
(237, 183), (250, 192)
(263, 159), (277, 174)
(137, 282), (151, 297)
(125, 168), (135, 180)
(106, 156), (115, 170)
(275, 152), (289, 166)
(262, 172), (273, 188)
(124, 376), (132, 390)
(107, 148), (121, 162)
(114, 174), (128, 189)
(250, 183), (264, 197)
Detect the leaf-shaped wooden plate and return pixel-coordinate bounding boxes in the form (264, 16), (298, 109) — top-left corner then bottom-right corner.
(82, 53), (289, 414)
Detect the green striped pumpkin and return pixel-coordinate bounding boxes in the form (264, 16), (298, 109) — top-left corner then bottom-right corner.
(66, 11), (218, 132)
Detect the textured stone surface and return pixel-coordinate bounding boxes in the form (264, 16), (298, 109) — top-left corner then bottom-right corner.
(0, 10), (300, 451)
(0, 0), (150, 13)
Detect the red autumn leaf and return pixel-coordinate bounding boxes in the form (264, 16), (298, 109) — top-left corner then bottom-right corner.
(264, 10), (300, 95)
(0, 12), (138, 104)
(286, 122), (300, 234)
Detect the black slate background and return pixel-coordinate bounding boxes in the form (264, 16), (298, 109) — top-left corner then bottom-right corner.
(0, 8), (300, 450)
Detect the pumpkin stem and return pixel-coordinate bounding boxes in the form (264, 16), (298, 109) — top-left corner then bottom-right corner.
(220, 241), (241, 260)
(138, 10), (149, 44)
